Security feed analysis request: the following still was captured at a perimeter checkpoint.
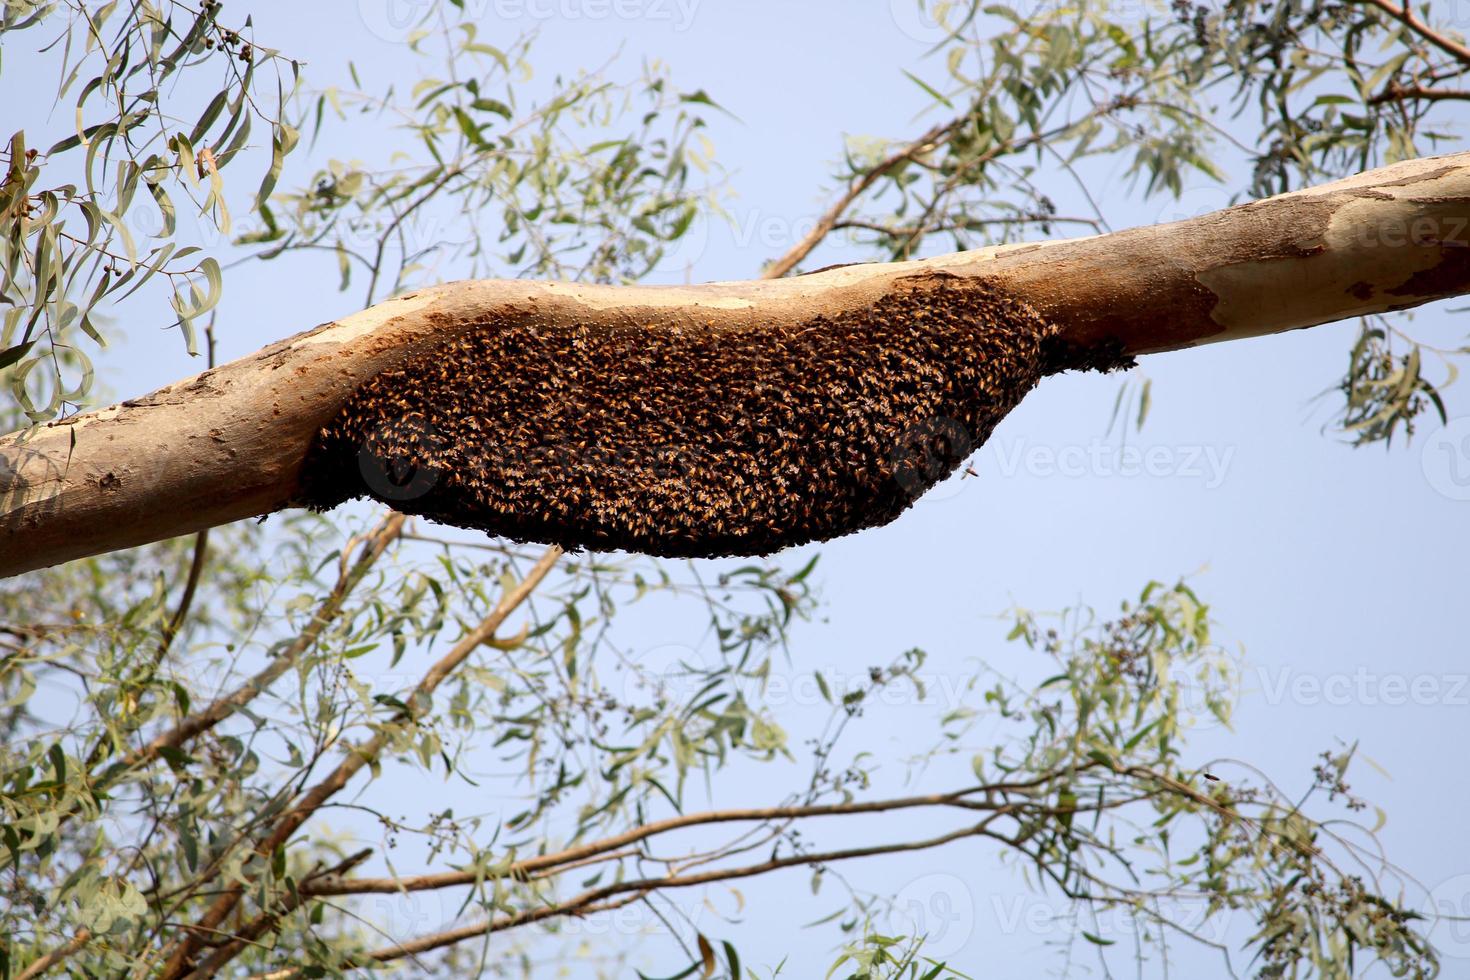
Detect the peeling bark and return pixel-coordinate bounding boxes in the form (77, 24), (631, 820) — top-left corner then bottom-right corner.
(2, 152), (1468, 576)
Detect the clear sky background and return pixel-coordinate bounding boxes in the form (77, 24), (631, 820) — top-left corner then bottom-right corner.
(7, 1), (1470, 976)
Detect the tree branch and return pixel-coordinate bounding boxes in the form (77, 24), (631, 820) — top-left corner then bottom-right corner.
(108, 511), (405, 779)
(4, 152), (1469, 576)
(304, 771), (1089, 897)
(155, 528), (209, 662)
(14, 931), (92, 980)
(7, 514), (407, 978)
(1357, 0), (1470, 66)
(832, 216), (1105, 236)
(163, 546), (561, 979)
(156, 760), (1327, 975)
(1368, 81), (1470, 104)
(365, 816), (1011, 963)
(762, 119), (961, 279)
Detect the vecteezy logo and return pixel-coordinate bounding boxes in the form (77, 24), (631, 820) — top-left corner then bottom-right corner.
(888, 873), (975, 958)
(1422, 416), (1470, 501)
(889, 416), (973, 499)
(1152, 181), (1238, 227)
(358, 0), (436, 43)
(889, 0), (955, 44)
(618, 642), (708, 707)
(358, 415), (447, 502)
(1426, 873), (1470, 959)
(648, 207), (711, 281)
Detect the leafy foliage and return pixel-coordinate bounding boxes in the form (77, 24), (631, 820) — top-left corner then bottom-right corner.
(794, 0), (1470, 444)
(0, 1), (1463, 977)
(2, 553), (1434, 976)
(1331, 318), (1453, 445)
(243, 27), (719, 305)
(0, 0), (300, 421)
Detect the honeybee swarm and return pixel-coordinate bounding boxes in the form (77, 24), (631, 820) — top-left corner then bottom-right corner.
(300, 278), (1127, 557)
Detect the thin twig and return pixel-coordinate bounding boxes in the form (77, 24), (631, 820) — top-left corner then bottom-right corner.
(164, 546), (562, 979)
(304, 776), (1081, 897)
(156, 528), (209, 660)
(18, 514), (407, 978)
(1358, 0), (1470, 65)
(761, 118), (961, 279)
(166, 850), (376, 980)
(368, 817), (1007, 962)
(108, 512), (406, 781)
(832, 215), (1104, 236)
(15, 930), (93, 980)
(1368, 81), (1470, 104)
(155, 325), (218, 663)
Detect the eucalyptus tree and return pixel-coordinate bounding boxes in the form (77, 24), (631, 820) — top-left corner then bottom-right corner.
(1, 1), (1465, 978)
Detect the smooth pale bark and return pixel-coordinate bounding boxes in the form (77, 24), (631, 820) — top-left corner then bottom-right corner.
(2, 152), (1468, 577)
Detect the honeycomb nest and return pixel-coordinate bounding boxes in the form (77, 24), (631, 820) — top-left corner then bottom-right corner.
(299, 277), (1129, 557)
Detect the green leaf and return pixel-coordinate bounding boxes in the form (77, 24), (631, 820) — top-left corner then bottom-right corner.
(470, 97), (512, 119)
(0, 340), (36, 370)
(722, 941), (741, 980)
(789, 553), (820, 583)
(903, 69), (954, 109)
(48, 743), (66, 785)
(256, 122), (298, 209)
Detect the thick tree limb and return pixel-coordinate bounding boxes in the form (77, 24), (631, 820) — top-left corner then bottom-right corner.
(3, 152), (1469, 576)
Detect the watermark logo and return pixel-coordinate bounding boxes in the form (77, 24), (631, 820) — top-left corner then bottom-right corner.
(654, 206), (876, 281)
(889, 0), (959, 44)
(359, 0), (701, 41)
(648, 208), (712, 280)
(1422, 416), (1470, 501)
(558, 889), (711, 939)
(1254, 666), (1469, 708)
(355, 888), (452, 943)
(989, 437), (1236, 488)
(621, 642), (689, 705)
(1426, 873), (1470, 959)
(620, 643), (987, 713)
(1151, 181), (1238, 228)
(358, 416), (447, 502)
(890, 416), (974, 499)
(988, 892), (1230, 943)
(888, 873), (975, 957)
(358, 0), (435, 42)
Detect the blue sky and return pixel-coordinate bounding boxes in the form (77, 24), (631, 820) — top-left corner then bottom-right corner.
(8, 0), (1470, 975)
